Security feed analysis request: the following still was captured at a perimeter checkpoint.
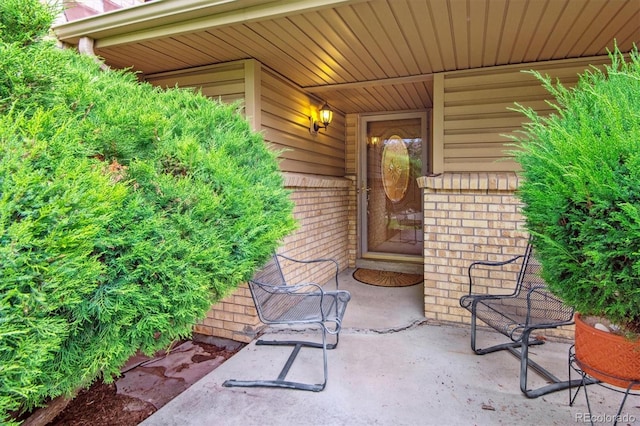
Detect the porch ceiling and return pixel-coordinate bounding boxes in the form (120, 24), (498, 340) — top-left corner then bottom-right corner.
(53, 0), (640, 115)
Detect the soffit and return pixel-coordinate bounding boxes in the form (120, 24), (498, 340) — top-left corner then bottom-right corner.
(54, 0), (640, 114)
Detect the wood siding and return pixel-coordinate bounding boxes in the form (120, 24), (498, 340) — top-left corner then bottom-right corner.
(145, 59), (346, 177)
(145, 61), (247, 103)
(344, 113), (358, 176)
(435, 55), (612, 173)
(260, 68), (345, 177)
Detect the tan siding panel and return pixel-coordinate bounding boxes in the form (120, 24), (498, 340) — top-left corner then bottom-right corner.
(278, 158), (345, 176)
(444, 132), (513, 145)
(445, 158), (519, 172)
(345, 114), (357, 175)
(198, 83), (245, 98)
(444, 58), (609, 90)
(445, 86), (550, 104)
(441, 57), (609, 173)
(144, 63), (247, 104)
(444, 116), (530, 131)
(445, 143), (512, 159)
(146, 69), (245, 88)
(263, 122), (345, 167)
(444, 100), (552, 116)
(260, 69), (345, 177)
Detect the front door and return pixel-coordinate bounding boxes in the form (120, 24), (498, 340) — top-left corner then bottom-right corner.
(359, 112), (428, 265)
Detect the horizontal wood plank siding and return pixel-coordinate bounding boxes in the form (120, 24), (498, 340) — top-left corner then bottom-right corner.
(260, 68), (345, 177)
(440, 56), (611, 172)
(144, 62), (246, 105)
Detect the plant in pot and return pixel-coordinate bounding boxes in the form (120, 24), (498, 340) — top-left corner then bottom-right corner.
(510, 45), (640, 390)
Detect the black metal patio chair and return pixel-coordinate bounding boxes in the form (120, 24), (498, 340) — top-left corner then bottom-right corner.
(223, 253), (351, 392)
(459, 241), (590, 398)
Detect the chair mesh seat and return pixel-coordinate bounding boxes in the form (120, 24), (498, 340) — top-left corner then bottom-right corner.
(472, 293), (574, 341)
(252, 288), (350, 324)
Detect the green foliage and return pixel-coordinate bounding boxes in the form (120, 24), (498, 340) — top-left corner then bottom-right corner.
(0, 0), (58, 46)
(0, 2), (297, 423)
(510, 45), (640, 336)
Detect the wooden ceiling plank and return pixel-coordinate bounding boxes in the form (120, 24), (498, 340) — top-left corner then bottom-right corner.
(404, 82), (431, 110)
(177, 32), (241, 62)
(332, 7), (389, 79)
(94, 46), (144, 70)
(315, 14), (379, 81)
(101, 43), (187, 73)
(251, 19), (343, 84)
(540, 0), (587, 59)
(495, 0), (527, 65)
(468, 0), (488, 69)
(383, 85), (413, 110)
(389, 1), (432, 75)
(377, 1), (421, 76)
(427, 0), (456, 71)
(332, 88), (370, 112)
(99, 44), (164, 69)
(408, 1), (443, 72)
(418, 81), (434, 107)
(322, 7), (386, 79)
(448, 0), (470, 70)
(394, 83), (425, 110)
(346, 3), (400, 77)
(217, 26), (319, 87)
(382, 85), (414, 110)
(482, 0), (508, 66)
(553, 0), (611, 58)
(359, 87), (390, 111)
(510, 0), (548, 64)
(284, 13), (366, 83)
(582, 0), (640, 56)
(145, 37), (218, 66)
(523, 0), (568, 62)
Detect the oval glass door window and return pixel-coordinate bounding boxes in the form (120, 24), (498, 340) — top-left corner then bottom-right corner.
(381, 135), (410, 202)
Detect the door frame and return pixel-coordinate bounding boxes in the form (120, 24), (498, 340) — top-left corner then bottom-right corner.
(356, 110), (429, 271)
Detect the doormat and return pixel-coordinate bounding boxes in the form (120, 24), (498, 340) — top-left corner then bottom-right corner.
(352, 269), (422, 288)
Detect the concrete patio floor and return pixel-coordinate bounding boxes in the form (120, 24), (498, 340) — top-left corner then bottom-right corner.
(141, 269), (639, 426)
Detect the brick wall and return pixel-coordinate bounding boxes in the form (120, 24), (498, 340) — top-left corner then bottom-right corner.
(418, 172), (573, 339)
(195, 173), (352, 342)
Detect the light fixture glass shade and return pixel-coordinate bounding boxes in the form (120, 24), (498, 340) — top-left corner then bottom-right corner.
(319, 103), (333, 127)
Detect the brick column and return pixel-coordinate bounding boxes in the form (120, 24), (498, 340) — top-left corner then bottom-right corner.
(417, 172), (573, 339)
(417, 173), (528, 323)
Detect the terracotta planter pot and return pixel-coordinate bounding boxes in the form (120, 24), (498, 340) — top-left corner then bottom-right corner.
(574, 313), (640, 389)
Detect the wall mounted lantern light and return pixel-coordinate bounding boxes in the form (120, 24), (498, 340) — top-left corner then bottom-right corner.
(309, 102), (333, 135)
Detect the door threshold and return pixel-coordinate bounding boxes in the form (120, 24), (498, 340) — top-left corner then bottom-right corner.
(355, 258), (422, 275)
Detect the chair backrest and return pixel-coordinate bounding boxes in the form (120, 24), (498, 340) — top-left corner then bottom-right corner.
(517, 242), (546, 292)
(248, 255), (294, 324)
(253, 255), (286, 287)
(517, 242), (575, 323)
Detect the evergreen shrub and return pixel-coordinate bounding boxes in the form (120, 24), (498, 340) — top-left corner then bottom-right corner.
(0, 1), (297, 423)
(510, 45), (640, 338)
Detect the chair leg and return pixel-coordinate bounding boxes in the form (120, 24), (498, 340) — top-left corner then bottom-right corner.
(223, 327), (332, 392)
(513, 329), (591, 398)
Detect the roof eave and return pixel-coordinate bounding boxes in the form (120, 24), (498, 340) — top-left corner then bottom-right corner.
(53, 0), (362, 46)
